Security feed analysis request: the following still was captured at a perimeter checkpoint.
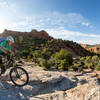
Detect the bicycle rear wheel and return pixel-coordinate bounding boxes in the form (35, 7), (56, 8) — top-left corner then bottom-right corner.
(10, 67), (29, 87)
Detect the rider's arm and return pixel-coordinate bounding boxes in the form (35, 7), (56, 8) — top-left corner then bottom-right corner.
(0, 45), (7, 54)
(0, 41), (8, 54)
(0, 41), (14, 55)
(0, 44), (14, 55)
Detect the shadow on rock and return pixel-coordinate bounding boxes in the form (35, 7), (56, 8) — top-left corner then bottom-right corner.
(27, 76), (78, 96)
(0, 81), (29, 100)
(0, 75), (81, 99)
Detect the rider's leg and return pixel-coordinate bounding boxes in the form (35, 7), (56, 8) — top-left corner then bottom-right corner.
(0, 56), (6, 75)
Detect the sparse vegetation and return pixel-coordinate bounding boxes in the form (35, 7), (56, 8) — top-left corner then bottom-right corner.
(60, 59), (69, 70)
(16, 37), (100, 71)
(3, 30), (100, 71)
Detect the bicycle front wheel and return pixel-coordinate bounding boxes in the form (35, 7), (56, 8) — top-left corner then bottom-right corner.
(10, 67), (29, 87)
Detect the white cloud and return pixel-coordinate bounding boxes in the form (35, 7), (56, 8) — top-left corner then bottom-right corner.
(0, 2), (91, 29)
(8, 11), (92, 31)
(0, 1), (8, 7)
(46, 12), (91, 27)
(45, 28), (100, 45)
(0, 1), (18, 13)
(0, 10), (96, 44)
(82, 22), (89, 27)
(0, 1), (14, 8)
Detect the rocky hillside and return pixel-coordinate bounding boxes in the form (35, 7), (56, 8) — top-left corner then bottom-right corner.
(1, 29), (95, 57)
(0, 61), (100, 100)
(2, 29), (53, 40)
(80, 44), (100, 53)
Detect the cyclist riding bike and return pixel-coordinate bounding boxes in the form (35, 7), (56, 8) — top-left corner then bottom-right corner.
(0, 36), (14, 75)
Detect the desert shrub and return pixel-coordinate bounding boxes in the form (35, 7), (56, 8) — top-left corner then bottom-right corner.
(33, 50), (41, 58)
(37, 58), (44, 64)
(54, 49), (73, 65)
(86, 62), (94, 69)
(84, 56), (91, 63)
(27, 55), (32, 61)
(21, 50), (29, 58)
(47, 57), (55, 67)
(95, 65), (100, 71)
(92, 55), (99, 61)
(71, 62), (84, 72)
(95, 66), (100, 71)
(71, 63), (79, 71)
(41, 48), (52, 59)
(59, 59), (69, 70)
(31, 50), (42, 62)
(80, 57), (86, 61)
(91, 55), (99, 65)
(39, 59), (50, 70)
(22, 56), (26, 59)
(95, 61), (100, 71)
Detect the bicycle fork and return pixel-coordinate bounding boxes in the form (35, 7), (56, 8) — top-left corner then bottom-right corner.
(14, 69), (20, 78)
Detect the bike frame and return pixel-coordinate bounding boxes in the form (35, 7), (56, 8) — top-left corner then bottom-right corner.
(1, 55), (17, 69)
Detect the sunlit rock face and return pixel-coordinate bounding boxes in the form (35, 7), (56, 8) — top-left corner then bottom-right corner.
(0, 62), (100, 100)
(0, 29), (96, 57)
(2, 29), (53, 40)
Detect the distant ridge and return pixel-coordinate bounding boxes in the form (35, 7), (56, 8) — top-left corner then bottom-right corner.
(1, 29), (96, 57)
(80, 43), (100, 53)
(2, 29), (53, 40)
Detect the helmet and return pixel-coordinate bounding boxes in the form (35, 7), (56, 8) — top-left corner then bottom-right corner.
(7, 36), (14, 43)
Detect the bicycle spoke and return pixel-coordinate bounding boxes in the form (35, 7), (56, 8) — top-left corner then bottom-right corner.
(10, 67), (29, 86)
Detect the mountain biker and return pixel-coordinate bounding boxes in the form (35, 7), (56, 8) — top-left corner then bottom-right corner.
(0, 36), (15, 75)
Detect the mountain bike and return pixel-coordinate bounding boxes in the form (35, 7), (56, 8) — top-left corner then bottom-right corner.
(0, 54), (29, 87)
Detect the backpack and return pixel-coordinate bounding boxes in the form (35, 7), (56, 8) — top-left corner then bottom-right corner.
(0, 37), (7, 44)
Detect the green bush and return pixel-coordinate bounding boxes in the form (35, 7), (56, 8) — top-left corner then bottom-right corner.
(41, 48), (52, 59)
(27, 55), (32, 61)
(80, 57), (86, 61)
(91, 55), (99, 65)
(71, 63), (83, 72)
(95, 65), (100, 71)
(40, 59), (50, 70)
(21, 50), (29, 58)
(84, 56), (91, 64)
(60, 59), (69, 70)
(86, 62), (94, 69)
(54, 49), (73, 65)
(92, 55), (99, 61)
(71, 63), (79, 71)
(47, 57), (55, 66)
(95, 61), (100, 71)
(33, 50), (41, 58)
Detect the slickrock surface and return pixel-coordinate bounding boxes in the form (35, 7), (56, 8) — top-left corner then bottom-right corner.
(0, 61), (100, 100)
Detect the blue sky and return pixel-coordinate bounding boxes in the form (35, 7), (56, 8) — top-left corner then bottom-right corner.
(0, 0), (100, 44)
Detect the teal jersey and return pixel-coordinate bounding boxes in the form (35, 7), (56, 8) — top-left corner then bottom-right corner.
(0, 41), (11, 54)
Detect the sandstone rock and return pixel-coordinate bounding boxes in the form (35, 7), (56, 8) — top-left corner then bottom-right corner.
(2, 29), (53, 40)
(85, 86), (100, 100)
(0, 63), (99, 100)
